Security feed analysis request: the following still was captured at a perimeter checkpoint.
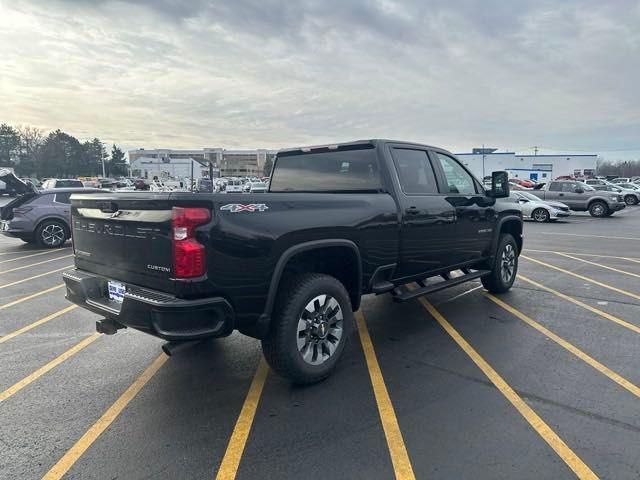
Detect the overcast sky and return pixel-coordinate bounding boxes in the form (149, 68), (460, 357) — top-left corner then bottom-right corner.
(1, 0), (639, 159)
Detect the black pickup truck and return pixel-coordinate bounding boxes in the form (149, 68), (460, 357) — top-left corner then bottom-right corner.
(64, 140), (522, 383)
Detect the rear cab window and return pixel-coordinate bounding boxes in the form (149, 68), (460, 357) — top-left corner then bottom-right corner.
(269, 145), (381, 192)
(391, 148), (439, 194)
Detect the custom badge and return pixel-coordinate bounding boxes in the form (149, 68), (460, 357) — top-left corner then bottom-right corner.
(220, 204), (269, 213)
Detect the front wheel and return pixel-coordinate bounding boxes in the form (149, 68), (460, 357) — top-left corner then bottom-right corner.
(481, 233), (518, 294)
(589, 201), (608, 217)
(624, 195), (638, 206)
(262, 273), (352, 384)
(532, 208), (550, 222)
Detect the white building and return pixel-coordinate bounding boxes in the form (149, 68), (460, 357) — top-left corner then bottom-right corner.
(128, 148), (277, 180)
(456, 148), (597, 181)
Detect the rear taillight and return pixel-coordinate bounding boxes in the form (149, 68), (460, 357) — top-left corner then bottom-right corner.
(171, 207), (210, 278)
(13, 206), (33, 216)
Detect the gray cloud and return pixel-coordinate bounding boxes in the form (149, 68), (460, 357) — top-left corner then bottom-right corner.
(1, 0), (639, 158)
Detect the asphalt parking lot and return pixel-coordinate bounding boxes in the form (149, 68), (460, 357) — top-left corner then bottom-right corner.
(1, 199), (639, 480)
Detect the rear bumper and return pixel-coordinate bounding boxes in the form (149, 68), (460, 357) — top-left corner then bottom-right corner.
(63, 269), (235, 341)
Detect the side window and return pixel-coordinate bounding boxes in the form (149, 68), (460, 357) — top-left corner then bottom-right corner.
(561, 183), (581, 193)
(54, 192), (72, 204)
(434, 153), (477, 195)
(391, 149), (438, 194)
(548, 182), (562, 192)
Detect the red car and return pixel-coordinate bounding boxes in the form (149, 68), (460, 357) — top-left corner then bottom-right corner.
(509, 178), (535, 188)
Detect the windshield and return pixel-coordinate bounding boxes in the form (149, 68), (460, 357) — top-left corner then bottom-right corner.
(517, 192), (541, 202)
(578, 182), (595, 191)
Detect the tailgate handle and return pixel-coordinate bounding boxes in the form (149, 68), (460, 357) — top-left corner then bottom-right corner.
(98, 201), (118, 213)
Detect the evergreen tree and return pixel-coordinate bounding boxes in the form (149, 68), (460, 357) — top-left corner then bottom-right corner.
(109, 144), (127, 176)
(0, 124), (20, 167)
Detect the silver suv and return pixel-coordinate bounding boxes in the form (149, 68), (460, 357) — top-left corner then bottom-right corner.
(0, 173), (103, 247)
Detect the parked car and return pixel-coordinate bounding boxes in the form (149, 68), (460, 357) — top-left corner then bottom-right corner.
(245, 181), (267, 193)
(133, 179), (150, 190)
(509, 178), (535, 188)
(591, 184), (640, 205)
(196, 178), (213, 193)
(63, 139), (522, 384)
(40, 178), (85, 189)
(0, 173), (104, 247)
(21, 177), (42, 188)
(225, 179), (244, 193)
(611, 177), (631, 184)
(530, 181), (626, 217)
(511, 191), (570, 222)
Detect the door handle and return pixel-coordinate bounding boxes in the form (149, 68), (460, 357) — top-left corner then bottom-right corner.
(559, 193), (564, 196)
(405, 206), (420, 215)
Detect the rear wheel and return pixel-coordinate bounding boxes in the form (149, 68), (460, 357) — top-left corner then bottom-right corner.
(588, 201), (608, 217)
(262, 273), (352, 384)
(624, 195), (638, 206)
(35, 220), (68, 248)
(532, 208), (550, 222)
(481, 233), (518, 294)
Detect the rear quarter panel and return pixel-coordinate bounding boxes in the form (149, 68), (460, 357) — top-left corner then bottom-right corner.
(186, 192), (399, 330)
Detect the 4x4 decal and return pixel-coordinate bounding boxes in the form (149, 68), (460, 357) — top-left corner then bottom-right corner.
(220, 203), (269, 213)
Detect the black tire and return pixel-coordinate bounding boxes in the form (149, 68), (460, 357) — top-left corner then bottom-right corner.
(481, 233), (518, 294)
(35, 220), (68, 248)
(588, 201), (608, 217)
(532, 208), (550, 222)
(261, 273), (353, 384)
(624, 195), (638, 206)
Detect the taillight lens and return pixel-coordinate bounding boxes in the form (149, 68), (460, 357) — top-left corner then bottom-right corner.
(171, 207), (210, 278)
(13, 206), (33, 216)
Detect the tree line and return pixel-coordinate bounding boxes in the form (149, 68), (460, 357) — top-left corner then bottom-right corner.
(0, 123), (127, 178)
(597, 159), (640, 178)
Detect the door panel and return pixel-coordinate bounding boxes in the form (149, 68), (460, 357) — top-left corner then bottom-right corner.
(390, 148), (457, 278)
(431, 152), (495, 262)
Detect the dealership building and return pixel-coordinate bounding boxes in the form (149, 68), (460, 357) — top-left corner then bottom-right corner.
(128, 148), (277, 180)
(455, 148), (598, 181)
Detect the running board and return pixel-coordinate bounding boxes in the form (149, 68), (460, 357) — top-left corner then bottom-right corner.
(392, 270), (490, 302)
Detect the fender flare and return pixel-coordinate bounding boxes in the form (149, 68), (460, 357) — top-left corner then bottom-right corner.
(491, 215), (523, 254)
(254, 239), (362, 338)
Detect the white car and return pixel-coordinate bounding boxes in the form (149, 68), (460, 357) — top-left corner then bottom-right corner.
(225, 179), (244, 193)
(247, 181), (267, 193)
(591, 184), (640, 205)
(611, 177), (631, 184)
(512, 191), (571, 222)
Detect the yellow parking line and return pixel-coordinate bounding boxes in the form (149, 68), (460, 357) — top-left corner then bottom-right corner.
(0, 284), (65, 311)
(517, 275), (640, 335)
(0, 254), (73, 275)
(522, 255), (640, 302)
(42, 353), (168, 480)
(555, 253), (640, 279)
(0, 305), (77, 344)
(485, 293), (640, 399)
(215, 358), (269, 480)
(525, 249), (640, 264)
(416, 296), (597, 480)
(0, 333), (100, 403)
(0, 249), (64, 264)
(0, 265), (71, 290)
(355, 311), (415, 480)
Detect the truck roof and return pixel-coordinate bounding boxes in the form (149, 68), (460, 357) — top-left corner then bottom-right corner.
(277, 139), (446, 155)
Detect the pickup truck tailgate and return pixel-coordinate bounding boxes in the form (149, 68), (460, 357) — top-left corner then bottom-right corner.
(70, 193), (176, 293)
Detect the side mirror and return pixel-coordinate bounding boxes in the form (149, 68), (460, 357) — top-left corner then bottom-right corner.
(574, 188), (584, 194)
(489, 171), (509, 198)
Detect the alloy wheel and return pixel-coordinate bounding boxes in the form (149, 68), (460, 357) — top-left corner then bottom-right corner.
(296, 294), (344, 366)
(500, 244), (516, 284)
(41, 224), (65, 246)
